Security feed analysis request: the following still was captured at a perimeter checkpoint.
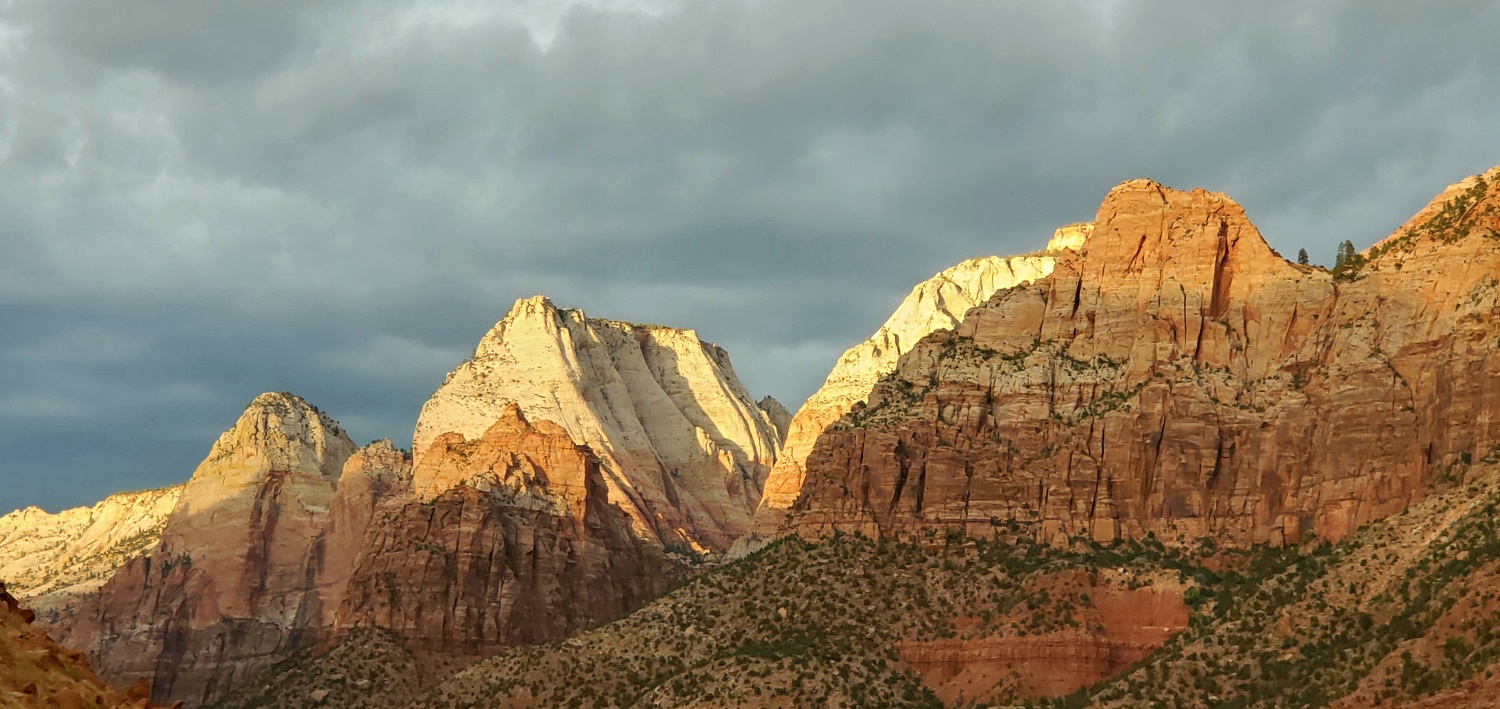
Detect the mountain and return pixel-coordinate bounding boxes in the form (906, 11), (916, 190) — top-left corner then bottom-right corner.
(738, 225), (1087, 552)
(59, 392), (358, 707)
(47, 297), (779, 707)
(785, 169), (1500, 548)
(330, 405), (680, 655)
(0, 485), (181, 620)
(320, 169), (1500, 709)
(413, 295), (783, 553)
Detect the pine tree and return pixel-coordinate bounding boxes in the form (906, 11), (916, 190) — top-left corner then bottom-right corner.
(1331, 240), (1362, 280)
(1297, 248), (1309, 265)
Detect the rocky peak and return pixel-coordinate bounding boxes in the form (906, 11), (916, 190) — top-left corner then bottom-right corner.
(1046, 222), (1092, 252)
(65, 392), (359, 706)
(200, 392), (354, 483)
(1367, 165), (1500, 261)
(415, 295), (781, 552)
(758, 396), (792, 443)
(1085, 181), (1291, 290)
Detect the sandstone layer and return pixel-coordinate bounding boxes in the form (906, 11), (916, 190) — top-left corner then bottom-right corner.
(741, 227), (1086, 551)
(0, 485), (181, 620)
(790, 168), (1500, 547)
(334, 405), (678, 654)
(413, 296), (782, 552)
(61, 393), (358, 707)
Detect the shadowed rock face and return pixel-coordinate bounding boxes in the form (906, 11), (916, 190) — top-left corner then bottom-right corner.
(333, 406), (679, 654)
(59, 393), (358, 707)
(790, 169), (1500, 547)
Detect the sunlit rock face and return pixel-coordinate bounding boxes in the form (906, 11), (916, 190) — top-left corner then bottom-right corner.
(737, 228), (1084, 553)
(413, 295), (782, 552)
(0, 485), (182, 621)
(790, 168), (1500, 548)
(333, 405), (679, 654)
(60, 392), (358, 707)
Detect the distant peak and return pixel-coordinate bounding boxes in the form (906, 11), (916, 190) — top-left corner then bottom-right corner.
(249, 391), (313, 410)
(1046, 223), (1093, 252)
(503, 295), (563, 322)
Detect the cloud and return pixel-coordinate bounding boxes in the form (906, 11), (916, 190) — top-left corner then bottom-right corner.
(2, 0), (1498, 513)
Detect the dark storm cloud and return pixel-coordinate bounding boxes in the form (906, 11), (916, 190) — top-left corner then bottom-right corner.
(3, 0), (1499, 512)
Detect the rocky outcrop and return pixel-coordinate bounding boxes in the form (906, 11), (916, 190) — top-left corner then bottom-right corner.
(334, 406), (679, 654)
(413, 296), (781, 552)
(60, 393), (357, 707)
(757, 396), (792, 444)
(0, 485), (182, 619)
(791, 168), (1500, 547)
(3, 579), (173, 708)
(740, 228), (1084, 551)
(899, 574), (1187, 704)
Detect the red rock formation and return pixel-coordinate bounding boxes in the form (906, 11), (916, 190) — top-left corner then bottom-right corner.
(59, 393), (357, 707)
(333, 405), (680, 653)
(899, 570), (1188, 705)
(304, 440), (414, 630)
(791, 168), (1500, 547)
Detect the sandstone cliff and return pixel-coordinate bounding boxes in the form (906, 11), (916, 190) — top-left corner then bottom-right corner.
(741, 227), (1085, 551)
(60, 393), (357, 707)
(333, 405), (678, 654)
(0, 485), (181, 619)
(789, 168), (1500, 547)
(413, 296), (782, 552)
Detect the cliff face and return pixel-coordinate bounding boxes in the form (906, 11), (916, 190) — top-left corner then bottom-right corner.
(413, 296), (782, 552)
(60, 393), (358, 707)
(0, 485), (182, 619)
(791, 169), (1500, 547)
(303, 440), (413, 631)
(334, 406), (678, 654)
(741, 229), (1084, 550)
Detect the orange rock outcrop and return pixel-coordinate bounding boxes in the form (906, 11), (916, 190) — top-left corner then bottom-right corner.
(790, 168), (1500, 547)
(332, 406), (678, 653)
(2, 581), (172, 708)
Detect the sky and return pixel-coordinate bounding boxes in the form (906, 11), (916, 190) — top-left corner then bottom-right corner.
(2, 0), (1499, 514)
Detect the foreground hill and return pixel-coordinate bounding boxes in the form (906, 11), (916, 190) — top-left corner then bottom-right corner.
(1, 581), (166, 708)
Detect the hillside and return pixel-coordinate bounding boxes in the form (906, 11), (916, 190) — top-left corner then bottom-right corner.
(210, 462), (1495, 709)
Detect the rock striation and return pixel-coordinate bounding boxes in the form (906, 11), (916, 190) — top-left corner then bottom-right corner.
(413, 296), (782, 552)
(0, 485), (182, 620)
(790, 168), (1500, 547)
(740, 228), (1084, 551)
(333, 406), (678, 654)
(60, 392), (358, 707)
